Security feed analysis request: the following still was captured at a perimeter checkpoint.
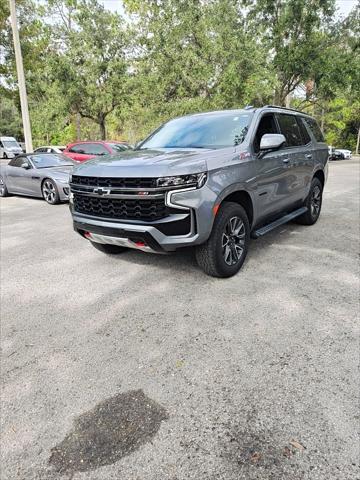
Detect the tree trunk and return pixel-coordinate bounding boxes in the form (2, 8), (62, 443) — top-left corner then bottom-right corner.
(320, 108), (325, 132)
(356, 127), (360, 155)
(285, 94), (291, 108)
(99, 119), (106, 140)
(76, 112), (81, 140)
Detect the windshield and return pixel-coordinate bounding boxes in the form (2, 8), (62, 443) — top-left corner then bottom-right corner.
(29, 154), (75, 168)
(3, 140), (21, 149)
(139, 112), (253, 150)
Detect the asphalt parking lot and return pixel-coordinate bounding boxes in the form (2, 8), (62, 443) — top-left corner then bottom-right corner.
(1, 158), (359, 480)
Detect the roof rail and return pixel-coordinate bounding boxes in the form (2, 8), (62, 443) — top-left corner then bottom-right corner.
(263, 105), (307, 115)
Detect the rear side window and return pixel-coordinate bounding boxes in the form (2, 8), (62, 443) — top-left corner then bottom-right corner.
(297, 117), (311, 144)
(303, 117), (325, 142)
(83, 143), (109, 155)
(70, 143), (108, 155)
(69, 144), (86, 154)
(276, 114), (303, 147)
(8, 156), (26, 167)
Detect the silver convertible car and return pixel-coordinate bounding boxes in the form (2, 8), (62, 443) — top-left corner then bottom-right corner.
(0, 153), (75, 204)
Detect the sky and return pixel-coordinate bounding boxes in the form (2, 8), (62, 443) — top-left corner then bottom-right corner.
(100, 0), (358, 17)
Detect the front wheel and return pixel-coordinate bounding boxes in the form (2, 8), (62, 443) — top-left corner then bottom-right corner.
(90, 241), (127, 254)
(42, 179), (60, 204)
(196, 202), (250, 278)
(0, 176), (10, 197)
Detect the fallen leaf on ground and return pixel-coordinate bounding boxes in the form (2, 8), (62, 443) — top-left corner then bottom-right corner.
(283, 446), (292, 457)
(250, 451), (261, 463)
(290, 440), (305, 451)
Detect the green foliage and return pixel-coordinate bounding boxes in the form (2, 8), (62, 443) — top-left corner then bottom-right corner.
(1, 0), (359, 150)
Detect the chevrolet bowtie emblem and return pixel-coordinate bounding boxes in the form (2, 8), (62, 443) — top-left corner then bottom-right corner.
(93, 187), (111, 195)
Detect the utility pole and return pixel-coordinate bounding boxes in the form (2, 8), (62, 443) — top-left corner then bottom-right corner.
(9, 0), (33, 152)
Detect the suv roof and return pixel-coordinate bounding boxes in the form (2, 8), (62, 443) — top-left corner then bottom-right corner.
(187, 105), (312, 118)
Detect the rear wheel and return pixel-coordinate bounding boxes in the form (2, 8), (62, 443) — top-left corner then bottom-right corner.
(196, 202), (250, 278)
(90, 242), (127, 254)
(42, 179), (60, 204)
(296, 177), (323, 225)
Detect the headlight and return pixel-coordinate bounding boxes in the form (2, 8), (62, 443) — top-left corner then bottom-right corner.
(157, 172), (207, 189)
(56, 178), (68, 184)
(69, 173), (72, 183)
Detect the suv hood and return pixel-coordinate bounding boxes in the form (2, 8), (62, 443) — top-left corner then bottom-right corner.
(73, 149), (209, 177)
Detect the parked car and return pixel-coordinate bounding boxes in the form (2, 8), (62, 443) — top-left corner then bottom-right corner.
(0, 136), (23, 159)
(0, 153), (75, 204)
(62, 141), (131, 162)
(329, 147), (351, 160)
(34, 145), (66, 154)
(335, 149), (352, 159)
(69, 106), (328, 277)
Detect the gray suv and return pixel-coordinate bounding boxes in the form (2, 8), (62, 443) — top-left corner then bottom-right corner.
(69, 106), (328, 277)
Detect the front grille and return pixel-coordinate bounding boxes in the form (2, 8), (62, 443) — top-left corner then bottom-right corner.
(73, 193), (173, 221)
(72, 175), (157, 189)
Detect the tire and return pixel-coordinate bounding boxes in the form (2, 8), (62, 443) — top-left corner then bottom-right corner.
(295, 177), (323, 225)
(0, 176), (10, 197)
(42, 178), (60, 204)
(90, 241), (127, 254)
(196, 202), (250, 278)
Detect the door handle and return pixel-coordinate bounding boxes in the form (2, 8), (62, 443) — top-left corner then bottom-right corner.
(283, 158), (290, 163)
(305, 154), (313, 159)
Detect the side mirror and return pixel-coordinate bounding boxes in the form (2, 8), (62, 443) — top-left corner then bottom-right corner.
(260, 134), (286, 151)
(21, 162), (30, 169)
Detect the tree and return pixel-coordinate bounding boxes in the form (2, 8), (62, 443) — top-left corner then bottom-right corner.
(247, 0), (337, 105)
(123, 0), (276, 134)
(50, 0), (129, 139)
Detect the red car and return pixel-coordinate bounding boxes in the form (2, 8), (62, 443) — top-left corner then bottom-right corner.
(62, 141), (130, 162)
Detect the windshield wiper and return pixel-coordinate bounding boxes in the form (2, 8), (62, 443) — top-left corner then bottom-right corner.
(161, 145), (209, 149)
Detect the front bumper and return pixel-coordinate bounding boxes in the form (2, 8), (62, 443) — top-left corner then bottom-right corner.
(71, 185), (217, 252)
(73, 213), (197, 252)
(59, 186), (70, 201)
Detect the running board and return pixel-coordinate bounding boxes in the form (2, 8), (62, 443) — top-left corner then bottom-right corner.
(252, 207), (308, 238)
